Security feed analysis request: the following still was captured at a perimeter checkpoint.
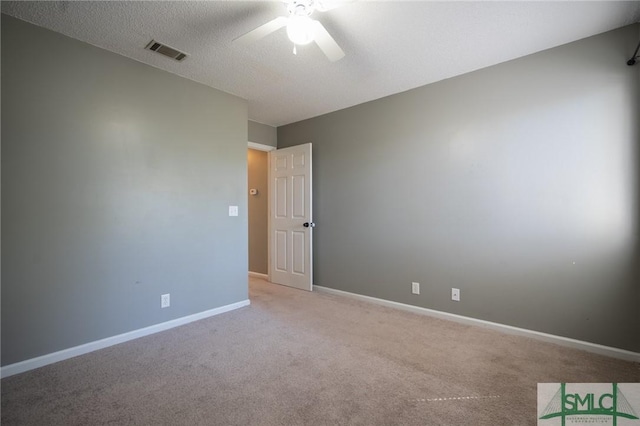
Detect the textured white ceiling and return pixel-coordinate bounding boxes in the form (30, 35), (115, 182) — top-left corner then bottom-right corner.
(3, 1), (640, 127)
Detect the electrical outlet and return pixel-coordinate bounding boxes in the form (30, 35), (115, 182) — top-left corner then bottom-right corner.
(161, 293), (170, 308)
(451, 288), (460, 302)
(411, 282), (420, 295)
(228, 205), (238, 216)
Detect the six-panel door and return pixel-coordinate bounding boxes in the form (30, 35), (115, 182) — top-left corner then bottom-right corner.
(269, 143), (312, 291)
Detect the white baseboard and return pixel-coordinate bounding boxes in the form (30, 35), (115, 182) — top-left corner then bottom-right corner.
(1, 299), (251, 379)
(314, 286), (640, 363)
(249, 271), (269, 280)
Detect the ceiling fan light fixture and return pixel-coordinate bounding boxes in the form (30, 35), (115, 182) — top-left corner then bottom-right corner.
(286, 15), (316, 45)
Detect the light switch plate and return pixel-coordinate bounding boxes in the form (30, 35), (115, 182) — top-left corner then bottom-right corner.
(452, 288), (460, 302)
(229, 206), (239, 216)
(161, 293), (170, 308)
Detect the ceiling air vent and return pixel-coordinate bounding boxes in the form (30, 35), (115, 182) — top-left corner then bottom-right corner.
(145, 40), (188, 62)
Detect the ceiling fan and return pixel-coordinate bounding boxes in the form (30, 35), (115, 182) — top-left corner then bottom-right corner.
(233, 0), (346, 62)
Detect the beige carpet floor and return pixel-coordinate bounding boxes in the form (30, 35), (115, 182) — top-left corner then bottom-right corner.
(2, 277), (639, 425)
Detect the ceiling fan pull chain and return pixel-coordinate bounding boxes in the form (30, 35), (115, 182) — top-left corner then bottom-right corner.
(293, 44), (297, 55)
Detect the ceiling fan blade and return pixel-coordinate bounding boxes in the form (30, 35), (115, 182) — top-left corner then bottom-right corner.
(233, 16), (288, 47)
(313, 21), (345, 62)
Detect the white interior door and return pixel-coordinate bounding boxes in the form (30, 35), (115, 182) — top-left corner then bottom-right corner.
(268, 143), (313, 291)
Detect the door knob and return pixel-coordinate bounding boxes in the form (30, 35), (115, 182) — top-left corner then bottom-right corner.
(303, 222), (316, 228)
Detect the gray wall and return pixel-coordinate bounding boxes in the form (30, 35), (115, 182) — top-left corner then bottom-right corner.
(279, 24), (640, 352)
(1, 15), (249, 365)
(248, 149), (268, 274)
(248, 120), (277, 147)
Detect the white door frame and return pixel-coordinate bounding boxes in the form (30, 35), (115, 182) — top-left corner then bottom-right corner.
(248, 142), (276, 152)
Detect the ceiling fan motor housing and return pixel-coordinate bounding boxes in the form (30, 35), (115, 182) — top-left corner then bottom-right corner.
(288, 0), (315, 17)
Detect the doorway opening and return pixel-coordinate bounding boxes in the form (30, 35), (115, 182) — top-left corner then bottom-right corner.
(248, 142), (314, 291)
(247, 142), (275, 281)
